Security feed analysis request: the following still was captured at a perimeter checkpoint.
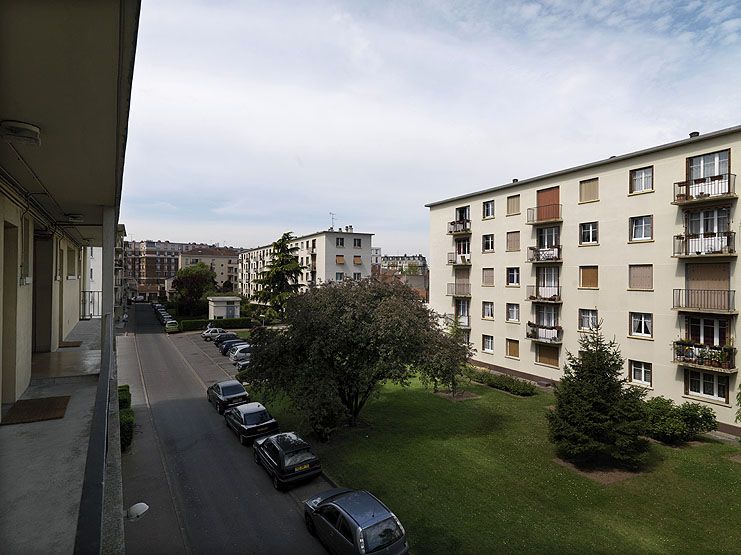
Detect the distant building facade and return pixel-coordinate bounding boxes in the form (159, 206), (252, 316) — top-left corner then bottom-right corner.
(179, 247), (241, 291)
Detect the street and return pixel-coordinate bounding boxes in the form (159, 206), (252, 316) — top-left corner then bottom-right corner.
(120, 304), (325, 554)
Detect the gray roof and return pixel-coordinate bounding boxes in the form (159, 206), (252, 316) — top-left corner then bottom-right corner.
(426, 124), (741, 208)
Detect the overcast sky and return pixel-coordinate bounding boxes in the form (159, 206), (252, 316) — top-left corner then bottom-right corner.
(120, 0), (741, 255)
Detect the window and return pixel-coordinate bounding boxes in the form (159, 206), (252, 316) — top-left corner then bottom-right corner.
(506, 194), (520, 215)
(353, 255), (362, 265)
(482, 335), (494, 353)
(579, 222), (598, 245)
(536, 344), (559, 367)
(353, 238), (362, 248)
(579, 309), (598, 330)
(506, 303), (520, 322)
(336, 237), (345, 247)
(336, 255), (345, 264)
(67, 248), (76, 277)
(482, 301), (494, 319)
(579, 266), (598, 288)
(630, 166), (653, 193)
(482, 234), (495, 252)
(482, 268), (495, 286)
(483, 200), (495, 219)
(506, 339), (519, 358)
(579, 178), (599, 203)
(335, 272), (344, 281)
(630, 215), (653, 241)
(90, 268), (94, 280)
(687, 370), (729, 403)
(506, 267), (520, 286)
(353, 272), (362, 280)
(628, 264), (653, 290)
(537, 226), (559, 248)
(630, 312), (653, 338)
(630, 360), (652, 386)
(688, 150), (729, 180)
(455, 205), (471, 221)
(505, 231), (520, 252)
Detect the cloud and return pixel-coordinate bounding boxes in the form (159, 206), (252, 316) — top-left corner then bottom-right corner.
(121, 0), (741, 255)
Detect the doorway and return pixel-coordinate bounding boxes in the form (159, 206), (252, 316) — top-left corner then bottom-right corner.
(3, 223), (19, 403)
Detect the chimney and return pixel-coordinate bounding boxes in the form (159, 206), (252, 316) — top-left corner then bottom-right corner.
(689, 131), (700, 138)
(348, 225), (353, 232)
(512, 178), (518, 183)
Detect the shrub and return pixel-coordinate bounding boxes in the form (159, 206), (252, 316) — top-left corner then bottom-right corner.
(120, 407), (135, 451)
(118, 384), (131, 410)
(180, 317), (254, 332)
(464, 366), (537, 396)
(644, 396), (717, 444)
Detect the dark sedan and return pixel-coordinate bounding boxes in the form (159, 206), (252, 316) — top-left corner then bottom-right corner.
(304, 489), (409, 555)
(219, 339), (248, 356)
(206, 380), (250, 414)
(213, 332), (239, 346)
(253, 432), (321, 490)
(224, 402), (279, 445)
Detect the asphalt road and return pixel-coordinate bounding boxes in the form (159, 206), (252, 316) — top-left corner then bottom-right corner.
(123, 304), (325, 554)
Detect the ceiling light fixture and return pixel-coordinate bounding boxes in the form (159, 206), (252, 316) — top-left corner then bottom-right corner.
(0, 120), (41, 146)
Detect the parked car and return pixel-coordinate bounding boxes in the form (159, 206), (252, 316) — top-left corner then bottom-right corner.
(229, 344), (251, 362)
(164, 320), (179, 333)
(253, 432), (321, 490)
(213, 332), (239, 346)
(304, 489), (409, 555)
(235, 360), (249, 371)
(224, 402), (279, 445)
(220, 339), (247, 356)
(206, 380), (250, 414)
(201, 327), (226, 341)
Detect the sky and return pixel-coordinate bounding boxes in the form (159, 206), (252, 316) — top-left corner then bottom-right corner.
(120, 0), (741, 256)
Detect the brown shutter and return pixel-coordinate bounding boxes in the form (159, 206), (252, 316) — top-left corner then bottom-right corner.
(629, 265), (653, 290)
(506, 195), (520, 215)
(336, 255), (345, 264)
(537, 345), (559, 367)
(579, 178), (599, 202)
(507, 339), (519, 358)
(686, 263), (730, 289)
(580, 266), (598, 288)
(482, 268), (495, 286)
(506, 231), (520, 252)
(353, 255), (362, 265)
(536, 187), (560, 220)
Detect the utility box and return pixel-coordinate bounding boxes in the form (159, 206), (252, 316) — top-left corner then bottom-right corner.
(207, 296), (241, 320)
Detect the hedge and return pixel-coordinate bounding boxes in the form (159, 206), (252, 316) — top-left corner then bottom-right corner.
(118, 384), (131, 410)
(644, 396), (717, 444)
(464, 366), (537, 396)
(179, 317), (254, 332)
(120, 407), (135, 451)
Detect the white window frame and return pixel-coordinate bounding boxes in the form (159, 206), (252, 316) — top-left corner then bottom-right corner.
(579, 309), (598, 330)
(335, 272), (344, 281)
(506, 303), (520, 323)
(688, 370), (729, 402)
(506, 267), (520, 286)
(689, 150), (729, 180)
(483, 200), (495, 219)
(353, 272), (362, 280)
(630, 167), (653, 193)
(482, 234), (495, 252)
(630, 360), (652, 385)
(482, 335), (494, 353)
(630, 216), (653, 241)
(579, 222), (598, 245)
(482, 301), (494, 319)
(336, 237), (345, 248)
(630, 312), (653, 338)
(353, 238), (362, 248)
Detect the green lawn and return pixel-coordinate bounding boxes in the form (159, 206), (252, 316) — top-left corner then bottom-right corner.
(264, 380), (741, 555)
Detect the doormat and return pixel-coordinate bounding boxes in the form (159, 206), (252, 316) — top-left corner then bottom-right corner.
(59, 340), (83, 348)
(1, 396), (70, 425)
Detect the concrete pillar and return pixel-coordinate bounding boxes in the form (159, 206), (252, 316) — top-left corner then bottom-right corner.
(101, 207), (115, 329)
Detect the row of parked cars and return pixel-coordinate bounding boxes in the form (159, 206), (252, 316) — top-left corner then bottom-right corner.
(152, 303), (179, 333)
(202, 336), (409, 554)
(202, 328), (252, 369)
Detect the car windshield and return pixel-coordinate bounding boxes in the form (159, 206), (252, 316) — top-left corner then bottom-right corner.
(363, 518), (403, 553)
(243, 410), (271, 425)
(284, 448), (315, 467)
(221, 384), (245, 396)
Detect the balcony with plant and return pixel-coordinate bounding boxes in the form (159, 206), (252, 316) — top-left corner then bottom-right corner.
(673, 340), (736, 373)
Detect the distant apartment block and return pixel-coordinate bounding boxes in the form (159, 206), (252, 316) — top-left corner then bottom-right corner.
(427, 125), (741, 433)
(239, 226), (374, 299)
(380, 253), (428, 274)
(179, 247), (241, 291)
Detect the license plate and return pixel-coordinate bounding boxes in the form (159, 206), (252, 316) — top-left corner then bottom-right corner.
(295, 464), (309, 472)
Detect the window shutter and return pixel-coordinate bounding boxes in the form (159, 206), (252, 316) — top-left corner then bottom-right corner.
(353, 255), (362, 265)
(506, 195), (520, 215)
(579, 178), (599, 202)
(537, 345), (559, 366)
(482, 268), (495, 286)
(579, 266), (598, 288)
(506, 231), (520, 251)
(506, 339), (519, 358)
(336, 255), (345, 264)
(629, 265), (653, 290)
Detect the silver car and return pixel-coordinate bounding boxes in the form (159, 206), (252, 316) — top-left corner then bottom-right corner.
(228, 343), (252, 362)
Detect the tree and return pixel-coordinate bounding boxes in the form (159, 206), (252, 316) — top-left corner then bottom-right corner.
(240, 279), (449, 438)
(417, 317), (473, 397)
(253, 232), (304, 314)
(547, 324), (649, 470)
(221, 279), (234, 292)
(172, 263), (216, 316)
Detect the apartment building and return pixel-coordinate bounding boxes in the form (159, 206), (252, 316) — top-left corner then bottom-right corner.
(124, 239), (212, 300)
(381, 254), (428, 274)
(240, 226), (374, 299)
(427, 126), (741, 433)
(179, 246), (241, 290)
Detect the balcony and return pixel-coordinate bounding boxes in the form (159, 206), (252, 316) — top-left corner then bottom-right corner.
(673, 341), (737, 374)
(447, 252), (472, 266)
(526, 321), (563, 344)
(447, 219), (472, 235)
(672, 289), (736, 313)
(454, 314), (471, 328)
(672, 231), (736, 258)
(526, 285), (562, 303)
(672, 173), (736, 205)
(446, 283), (471, 297)
(527, 245), (562, 263)
(526, 204), (562, 225)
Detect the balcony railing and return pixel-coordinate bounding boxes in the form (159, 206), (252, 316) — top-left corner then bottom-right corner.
(446, 283), (471, 296)
(447, 219), (472, 234)
(447, 252), (472, 265)
(673, 289), (736, 312)
(673, 231), (736, 257)
(673, 341), (736, 373)
(673, 173), (736, 204)
(526, 285), (562, 302)
(527, 245), (562, 263)
(526, 321), (563, 344)
(455, 314), (471, 328)
(526, 204), (562, 224)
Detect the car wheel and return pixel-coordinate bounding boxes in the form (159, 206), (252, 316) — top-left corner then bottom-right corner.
(253, 449), (261, 465)
(304, 513), (316, 536)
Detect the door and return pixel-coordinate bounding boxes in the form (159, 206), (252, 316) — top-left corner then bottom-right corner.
(455, 299), (470, 327)
(537, 227), (560, 249)
(537, 267), (559, 298)
(536, 186), (559, 221)
(686, 208), (730, 254)
(686, 263), (731, 310)
(315, 506), (341, 552)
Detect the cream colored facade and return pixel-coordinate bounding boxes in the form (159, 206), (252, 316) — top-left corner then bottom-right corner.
(239, 227), (374, 300)
(428, 126), (741, 433)
(179, 247), (240, 291)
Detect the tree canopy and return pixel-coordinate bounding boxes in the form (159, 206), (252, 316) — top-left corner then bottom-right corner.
(239, 279), (460, 439)
(172, 262), (216, 315)
(253, 232), (304, 313)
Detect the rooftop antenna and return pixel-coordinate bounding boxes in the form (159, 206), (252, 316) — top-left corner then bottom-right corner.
(329, 212), (336, 229)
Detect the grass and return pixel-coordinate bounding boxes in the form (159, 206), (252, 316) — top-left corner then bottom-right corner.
(259, 379), (741, 555)
(236, 330), (252, 340)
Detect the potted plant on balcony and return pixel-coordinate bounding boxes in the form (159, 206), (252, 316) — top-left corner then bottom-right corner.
(674, 342), (685, 361)
(720, 349), (730, 369)
(710, 350), (721, 367)
(697, 347), (709, 366)
(675, 192), (687, 202)
(684, 346), (696, 361)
